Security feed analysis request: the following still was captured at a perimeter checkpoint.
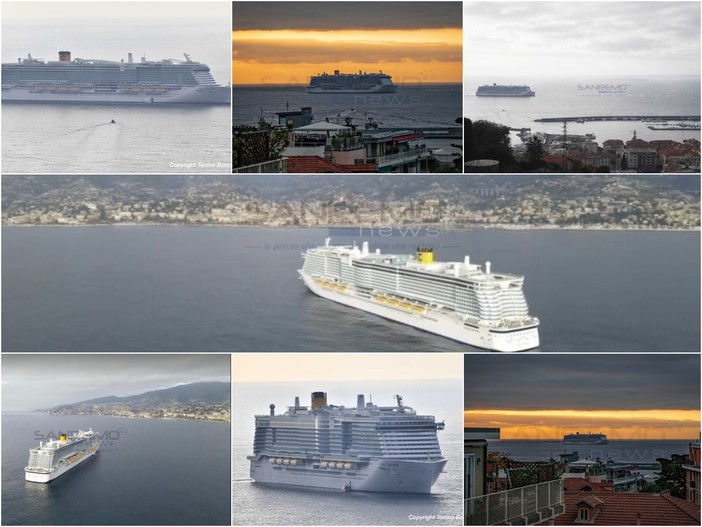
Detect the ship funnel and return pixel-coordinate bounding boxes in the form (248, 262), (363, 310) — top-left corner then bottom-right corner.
(362, 242), (369, 256)
(59, 433), (67, 441)
(294, 396), (300, 408)
(128, 52), (133, 63)
(485, 261), (491, 274)
(311, 391), (327, 410)
(269, 403), (275, 416)
(464, 256), (470, 266)
(356, 394), (365, 411)
(58, 51), (71, 62)
(417, 246), (434, 264)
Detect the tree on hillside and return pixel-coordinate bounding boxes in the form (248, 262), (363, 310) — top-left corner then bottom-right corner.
(466, 119), (517, 171)
(526, 135), (545, 169)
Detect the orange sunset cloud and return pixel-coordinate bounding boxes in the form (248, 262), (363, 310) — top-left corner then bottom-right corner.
(464, 409), (701, 440)
(232, 28), (463, 85)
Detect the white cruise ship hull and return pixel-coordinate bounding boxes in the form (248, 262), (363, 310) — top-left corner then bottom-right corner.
(300, 272), (539, 351)
(250, 456), (446, 493)
(2, 85), (230, 104)
(25, 447), (98, 483)
(307, 85), (397, 94)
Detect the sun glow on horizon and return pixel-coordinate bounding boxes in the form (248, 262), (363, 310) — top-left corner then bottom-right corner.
(464, 408), (701, 440)
(232, 28), (462, 84)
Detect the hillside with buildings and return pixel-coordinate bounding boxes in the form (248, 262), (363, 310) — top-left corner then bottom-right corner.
(44, 382), (230, 422)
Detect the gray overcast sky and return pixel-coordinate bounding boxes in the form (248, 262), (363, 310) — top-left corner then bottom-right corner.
(465, 354), (700, 410)
(233, 2), (462, 30)
(2, 355), (230, 411)
(465, 1), (701, 78)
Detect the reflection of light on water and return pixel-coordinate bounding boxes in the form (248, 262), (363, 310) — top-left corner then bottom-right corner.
(24, 480), (52, 497)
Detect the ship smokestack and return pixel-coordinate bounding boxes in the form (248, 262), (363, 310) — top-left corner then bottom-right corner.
(128, 52), (133, 63)
(356, 394), (365, 411)
(311, 391), (327, 410)
(464, 255), (470, 266)
(294, 396), (300, 408)
(58, 51), (71, 62)
(417, 246), (434, 264)
(485, 261), (491, 274)
(269, 403), (275, 416)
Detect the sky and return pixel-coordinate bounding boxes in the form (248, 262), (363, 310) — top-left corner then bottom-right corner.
(232, 2), (462, 84)
(2, 354), (231, 411)
(464, 1), (701, 79)
(464, 354), (700, 440)
(233, 353), (463, 383)
(1, 2), (231, 83)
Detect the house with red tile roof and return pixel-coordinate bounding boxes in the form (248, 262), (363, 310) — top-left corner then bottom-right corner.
(540, 478), (700, 525)
(286, 156), (356, 173)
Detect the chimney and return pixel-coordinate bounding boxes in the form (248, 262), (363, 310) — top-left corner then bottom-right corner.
(311, 392), (327, 410)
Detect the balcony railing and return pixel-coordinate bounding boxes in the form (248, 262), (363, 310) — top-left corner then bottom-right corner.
(369, 147), (430, 167)
(232, 158), (288, 173)
(465, 480), (564, 526)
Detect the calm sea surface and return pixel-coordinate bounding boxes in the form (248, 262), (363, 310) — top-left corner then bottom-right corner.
(464, 76), (701, 144)
(234, 84), (462, 129)
(2, 226), (699, 352)
(232, 379), (463, 526)
(487, 440), (691, 465)
(1, 103), (231, 174)
(1, 413), (230, 525)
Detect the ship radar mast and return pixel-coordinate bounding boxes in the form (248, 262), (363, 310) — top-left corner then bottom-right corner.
(395, 394), (404, 412)
(183, 53), (192, 63)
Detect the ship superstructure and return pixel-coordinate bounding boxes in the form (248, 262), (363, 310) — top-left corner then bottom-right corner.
(247, 392), (446, 493)
(476, 83), (535, 97)
(563, 432), (609, 445)
(2, 51), (230, 104)
(25, 429), (99, 483)
(308, 70), (397, 93)
(298, 239), (539, 351)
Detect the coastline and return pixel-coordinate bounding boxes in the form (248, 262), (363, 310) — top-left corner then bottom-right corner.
(2, 222), (699, 232)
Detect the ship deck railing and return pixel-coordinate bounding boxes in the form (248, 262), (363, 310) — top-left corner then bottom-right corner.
(465, 480), (565, 525)
(25, 467), (53, 473)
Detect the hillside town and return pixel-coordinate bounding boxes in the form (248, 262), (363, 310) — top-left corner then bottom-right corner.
(3, 176), (698, 230)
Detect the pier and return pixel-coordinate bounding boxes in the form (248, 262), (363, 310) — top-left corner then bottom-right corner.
(359, 126), (461, 139)
(535, 115), (700, 123)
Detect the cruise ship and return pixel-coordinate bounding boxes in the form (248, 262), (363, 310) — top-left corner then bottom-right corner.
(308, 70), (397, 93)
(25, 429), (99, 483)
(247, 391), (447, 493)
(2, 51), (230, 104)
(476, 83), (535, 97)
(563, 432), (609, 445)
(298, 239), (539, 351)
